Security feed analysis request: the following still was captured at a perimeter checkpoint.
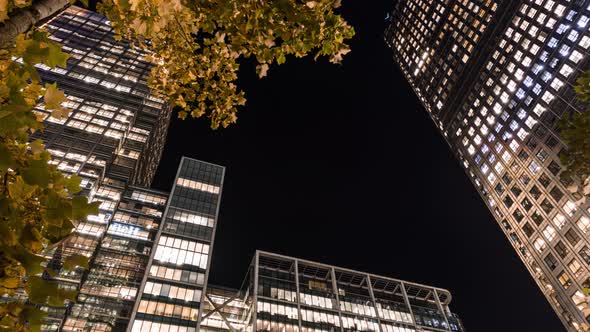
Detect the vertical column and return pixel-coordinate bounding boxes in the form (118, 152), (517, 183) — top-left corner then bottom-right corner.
(294, 259), (303, 332)
(366, 275), (383, 332)
(253, 251), (260, 332)
(433, 289), (451, 331)
(400, 282), (419, 330)
(330, 267), (344, 332)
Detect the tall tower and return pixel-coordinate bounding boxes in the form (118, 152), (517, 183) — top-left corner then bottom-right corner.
(127, 157), (225, 332)
(387, 1), (590, 331)
(30, 6), (174, 330)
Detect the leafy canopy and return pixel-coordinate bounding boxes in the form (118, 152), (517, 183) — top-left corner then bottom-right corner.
(559, 71), (590, 181)
(0, 0), (353, 329)
(99, 0), (354, 128)
(0, 28), (96, 332)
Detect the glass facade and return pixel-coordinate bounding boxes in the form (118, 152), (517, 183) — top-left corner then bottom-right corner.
(36, 5), (171, 189)
(29, 6), (173, 331)
(387, 1), (590, 331)
(61, 184), (169, 331)
(24, 5), (464, 332)
(200, 251), (464, 332)
(200, 286), (248, 331)
(128, 158), (225, 332)
(55, 157), (225, 332)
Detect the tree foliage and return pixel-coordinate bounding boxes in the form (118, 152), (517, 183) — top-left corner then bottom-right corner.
(559, 71), (590, 181)
(99, 0), (354, 128)
(0, 28), (97, 331)
(0, 0), (353, 330)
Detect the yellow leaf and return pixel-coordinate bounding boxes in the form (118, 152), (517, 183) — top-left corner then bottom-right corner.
(131, 17), (148, 35)
(29, 140), (44, 156)
(14, 0), (31, 8)
(43, 83), (67, 110)
(15, 34), (29, 54)
(0, 277), (20, 289)
(0, 0), (8, 22)
(128, 0), (141, 11)
(257, 63), (269, 78)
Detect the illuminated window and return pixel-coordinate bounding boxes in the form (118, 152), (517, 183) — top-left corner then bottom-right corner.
(154, 236), (209, 269)
(569, 259), (583, 278)
(543, 225), (556, 242)
(176, 178), (221, 194)
(576, 216), (590, 233)
(534, 237), (547, 252)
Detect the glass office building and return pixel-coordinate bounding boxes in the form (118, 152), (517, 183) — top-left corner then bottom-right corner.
(200, 286), (248, 331)
(199, 251), (464, 332)
(128, 158), (225, 332)
(25, 5), (463, 332)
(36, 5), (171, 189)
(53, 157), (225, 332)
(60, 182), (169, 331)
(28, 6), (175, 330)
(386, 1), (590, 330)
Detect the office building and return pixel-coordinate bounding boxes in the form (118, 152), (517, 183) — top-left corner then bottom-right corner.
(29, 5), (175, 330)
(127, 157), (224, 332)
(197, 251), (464, 332)
(27, 5), (464, 332)
(386, 1), (590, 330)
(35, 5), (170, 189)
(51, 156), (225, 332)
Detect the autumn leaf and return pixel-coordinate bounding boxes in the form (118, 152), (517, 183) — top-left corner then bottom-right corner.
(0, 28), (93, 330)
(63, 254), (89, 271)
(98, 0), (354, 128)
(0, 0), (9, 22)
(43, 82), (66, 110)
(22, 159), (50, 187)
(45, 42), (69, 67)
(72, 196), (99, 220)
(29, 139), (44, 156)
(257, 63), (269, 78)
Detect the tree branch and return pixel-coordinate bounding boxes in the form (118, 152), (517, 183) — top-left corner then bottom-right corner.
(0, 0), (70, 49)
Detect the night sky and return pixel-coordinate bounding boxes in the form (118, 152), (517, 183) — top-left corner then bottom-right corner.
(151, 1), (565, 331)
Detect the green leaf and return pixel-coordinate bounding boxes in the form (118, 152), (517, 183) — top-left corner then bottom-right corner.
(43, 191), (69, 225)
(22, 159), (50, 187)
(63, 254), (89, 271)
(26, 276), (57, 304)
(19, 306), (47, 332)
(72, 196), (99, 220)
(46, 42), (69, 68)
(0, 143), (16, 172)
(43, 220), (75, 244)
(11, 248), (45, 275)
(26, 275), (78, 306)
(63, 175), (82, 194)
(20, 224), (44, 252)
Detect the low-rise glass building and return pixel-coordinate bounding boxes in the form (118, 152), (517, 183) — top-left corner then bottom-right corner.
(200, 251), (464, 332)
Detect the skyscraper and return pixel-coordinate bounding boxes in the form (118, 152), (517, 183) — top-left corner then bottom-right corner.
(30, 6), (174, 330)
(57, 156), (224, 332)
(386, 1), (590, 330)
(127, 157), (225, 332)
(28, 5), (466, 332)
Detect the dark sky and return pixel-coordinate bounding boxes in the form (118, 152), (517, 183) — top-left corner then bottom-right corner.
(151, 1), (564, 331)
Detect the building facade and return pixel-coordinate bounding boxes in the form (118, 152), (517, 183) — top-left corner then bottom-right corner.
(198, 251), (464, 332)
(29, 6), (179, 330)
(386, 1), (590, 330)
(127, 157), (225, 332)
(27, 5), (465, 332)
